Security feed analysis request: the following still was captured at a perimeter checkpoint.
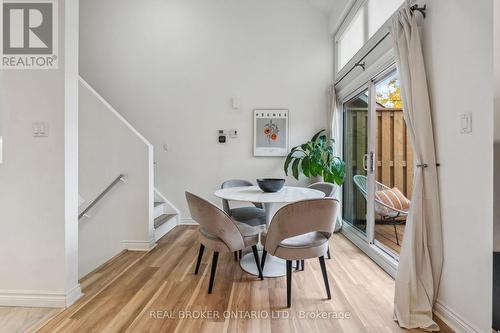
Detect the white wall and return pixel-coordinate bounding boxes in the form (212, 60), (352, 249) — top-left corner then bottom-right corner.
(494, 0), (500, 253)
(0, 0), (80, 307)
(418, 0), (493, 331)
(79, 0), (333, 219)
(79, 80), (154, 278)
(329, 0), (352, 33)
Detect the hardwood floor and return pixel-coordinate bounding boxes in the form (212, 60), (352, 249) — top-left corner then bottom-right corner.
(374, 224), (405, 253)
(33, 226), (451, 333)
(0, 307), (60, 333)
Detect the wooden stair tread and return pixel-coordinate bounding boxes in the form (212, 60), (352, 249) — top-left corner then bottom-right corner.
(154, 213), (176, 229)
(154, 201), (165, 207)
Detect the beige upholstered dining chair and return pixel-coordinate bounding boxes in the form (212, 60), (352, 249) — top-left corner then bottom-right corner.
(185, 192), (263, 294)
(308, 182), (337, 262)
(260, 198), (340, 307)
(221, 179), (266, 226)
(221, 179), (266, 261)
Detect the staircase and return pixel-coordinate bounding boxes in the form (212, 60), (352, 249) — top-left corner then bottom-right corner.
(79, 76), (180, 277)
(154, 203), (176, 228)
(153, 189), (180, 242)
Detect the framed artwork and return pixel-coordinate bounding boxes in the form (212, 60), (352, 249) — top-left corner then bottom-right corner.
(253, 109), (289, 156)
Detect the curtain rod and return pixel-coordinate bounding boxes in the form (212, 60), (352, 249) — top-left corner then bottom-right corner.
(335, 31), (390, 85)
(335, 4), (427, 86)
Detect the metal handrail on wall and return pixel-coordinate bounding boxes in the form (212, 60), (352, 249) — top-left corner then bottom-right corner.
(78, 174), (126, 220)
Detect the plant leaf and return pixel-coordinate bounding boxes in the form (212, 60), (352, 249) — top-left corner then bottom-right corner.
(310, 160), (321, 177)
(323, 171), (334, 184)
(291, 159), (300, 180)
(302, 156), (311, 177)
(318, 134), (327, 146)
(311, 129), (325, 142)
(284, 155), (293, 175)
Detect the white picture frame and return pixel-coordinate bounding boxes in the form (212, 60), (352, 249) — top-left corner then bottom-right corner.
(253, 109), (289, 157)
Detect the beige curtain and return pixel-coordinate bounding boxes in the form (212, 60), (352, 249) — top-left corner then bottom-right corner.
(328, 86), (343, 232)
(391, 5), (443, 331)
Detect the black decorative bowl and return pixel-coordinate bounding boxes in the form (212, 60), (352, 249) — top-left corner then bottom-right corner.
(256, 178), (285, 193)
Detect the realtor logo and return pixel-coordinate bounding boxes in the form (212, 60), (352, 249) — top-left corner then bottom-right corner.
(1, 0), (58, 69)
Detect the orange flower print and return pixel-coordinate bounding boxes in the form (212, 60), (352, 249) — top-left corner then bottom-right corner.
(263, 120), (280, 144)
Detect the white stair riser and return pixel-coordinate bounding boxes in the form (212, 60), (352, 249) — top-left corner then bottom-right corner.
(154, 203), (166, 219)
(154, 215), (178, 242)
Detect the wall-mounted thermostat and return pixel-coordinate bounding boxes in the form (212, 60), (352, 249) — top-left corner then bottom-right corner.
(218, 130), (227, 143)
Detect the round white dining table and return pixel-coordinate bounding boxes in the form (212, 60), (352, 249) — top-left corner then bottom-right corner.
(214, 185), (325, 277)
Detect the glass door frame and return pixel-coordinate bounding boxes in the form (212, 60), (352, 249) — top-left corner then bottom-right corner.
(338, 64), (400, 277)
(340, 82), (375, 244)
(371, 67), (406, 259)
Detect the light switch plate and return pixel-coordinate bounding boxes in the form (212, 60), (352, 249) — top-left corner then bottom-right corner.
(228, 129), (238, 138)
(232, 96), (240, 110)
(460, 113), (472, 134)
(33, 122), (49, 137)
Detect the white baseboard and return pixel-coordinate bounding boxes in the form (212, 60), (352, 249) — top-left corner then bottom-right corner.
(154, 215), (178, 241)
(434, 299), (481, 333)
(179, 218), (198, 225)
(0, 286), (82, 308)
(122, 238), (157, 251)
(65, 284), (83, 307)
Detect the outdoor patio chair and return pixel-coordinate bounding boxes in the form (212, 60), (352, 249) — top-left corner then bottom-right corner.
(352, 175), (410, 246)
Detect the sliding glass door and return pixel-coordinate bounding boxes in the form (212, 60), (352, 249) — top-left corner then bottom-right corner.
(372, 71), (410, 255)
(342, 68), (411, 259)
(342, 88), (371, 236)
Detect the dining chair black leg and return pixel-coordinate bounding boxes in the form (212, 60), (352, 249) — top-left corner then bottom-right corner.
(261, 250), (267, 269)
(301, 259), (305, 271)
(286, 260), (292, 308)
(251, 245), (263, 280)
(295, 260), (300, 270)
(318, 256), (331, 300)
(234, 251), (238, 261)
(194, 244), (205, 275)
(239, 250), (242, 260)
(208, 252), (219, 294)
(327, 246), (331, 259)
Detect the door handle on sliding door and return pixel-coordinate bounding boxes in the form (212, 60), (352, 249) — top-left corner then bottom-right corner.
(362, 154), (368, 171)
(369, 152), (375, 172)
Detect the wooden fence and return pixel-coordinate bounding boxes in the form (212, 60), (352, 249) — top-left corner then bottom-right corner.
(375, 108), (413, 198)
(343, 107), (413, 226)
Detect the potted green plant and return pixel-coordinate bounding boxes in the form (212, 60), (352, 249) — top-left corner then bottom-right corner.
(284, 129), (345, 185)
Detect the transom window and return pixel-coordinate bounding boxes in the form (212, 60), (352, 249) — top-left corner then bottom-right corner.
(336, 0), (404, 71)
